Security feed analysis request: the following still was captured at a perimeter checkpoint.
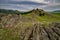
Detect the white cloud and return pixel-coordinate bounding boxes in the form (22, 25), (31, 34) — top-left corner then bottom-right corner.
(0, 0), (60, 11)
(30, 0), (49, 3)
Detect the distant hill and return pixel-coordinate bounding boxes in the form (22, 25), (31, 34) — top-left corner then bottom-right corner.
(0, 9), (22, 14)
(53, 10), (60, 12)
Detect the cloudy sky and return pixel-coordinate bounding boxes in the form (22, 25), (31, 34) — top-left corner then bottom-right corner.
(0, 0), (60, 11)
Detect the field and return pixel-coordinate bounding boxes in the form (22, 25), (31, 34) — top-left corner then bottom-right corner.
(0, 9), (60, 40)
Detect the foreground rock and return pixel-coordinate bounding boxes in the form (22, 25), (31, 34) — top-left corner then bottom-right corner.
(22, 23), (60, 40)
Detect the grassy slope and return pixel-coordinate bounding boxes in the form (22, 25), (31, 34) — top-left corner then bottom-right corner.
(52, 12), (60, 17)
(22, 12), (60, 24)
(0, 11), (60, 40)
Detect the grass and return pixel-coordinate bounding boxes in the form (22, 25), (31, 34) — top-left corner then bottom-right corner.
(0, 29), (20, 40)
(22, 12), (60, 24)
(52, 12), (60, 17)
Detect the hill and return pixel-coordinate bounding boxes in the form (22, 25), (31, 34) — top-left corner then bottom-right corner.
(53, 10), (60, 12)
(0, 9), (60, 40)
(0, 9), (22, 14)
(0, 9), (60, 24)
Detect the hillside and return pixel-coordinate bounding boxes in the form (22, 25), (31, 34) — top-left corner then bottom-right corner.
(0, 9), (60, 40)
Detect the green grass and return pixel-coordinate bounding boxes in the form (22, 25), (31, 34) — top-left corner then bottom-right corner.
(52, 12), (60, 17)
(0, 29), (20, 40)
(22, 12), (60, 24)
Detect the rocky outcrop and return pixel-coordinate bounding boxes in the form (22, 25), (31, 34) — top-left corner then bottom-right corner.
(22, 23), (60, 40)
(31, 8), (47, 16)
(0, 14), (60, 40)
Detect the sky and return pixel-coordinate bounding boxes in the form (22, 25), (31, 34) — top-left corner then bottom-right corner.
(0, 0), (60, 11)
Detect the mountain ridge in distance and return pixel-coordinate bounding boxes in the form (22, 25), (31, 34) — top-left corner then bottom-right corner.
(53, 10), (60, 12)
